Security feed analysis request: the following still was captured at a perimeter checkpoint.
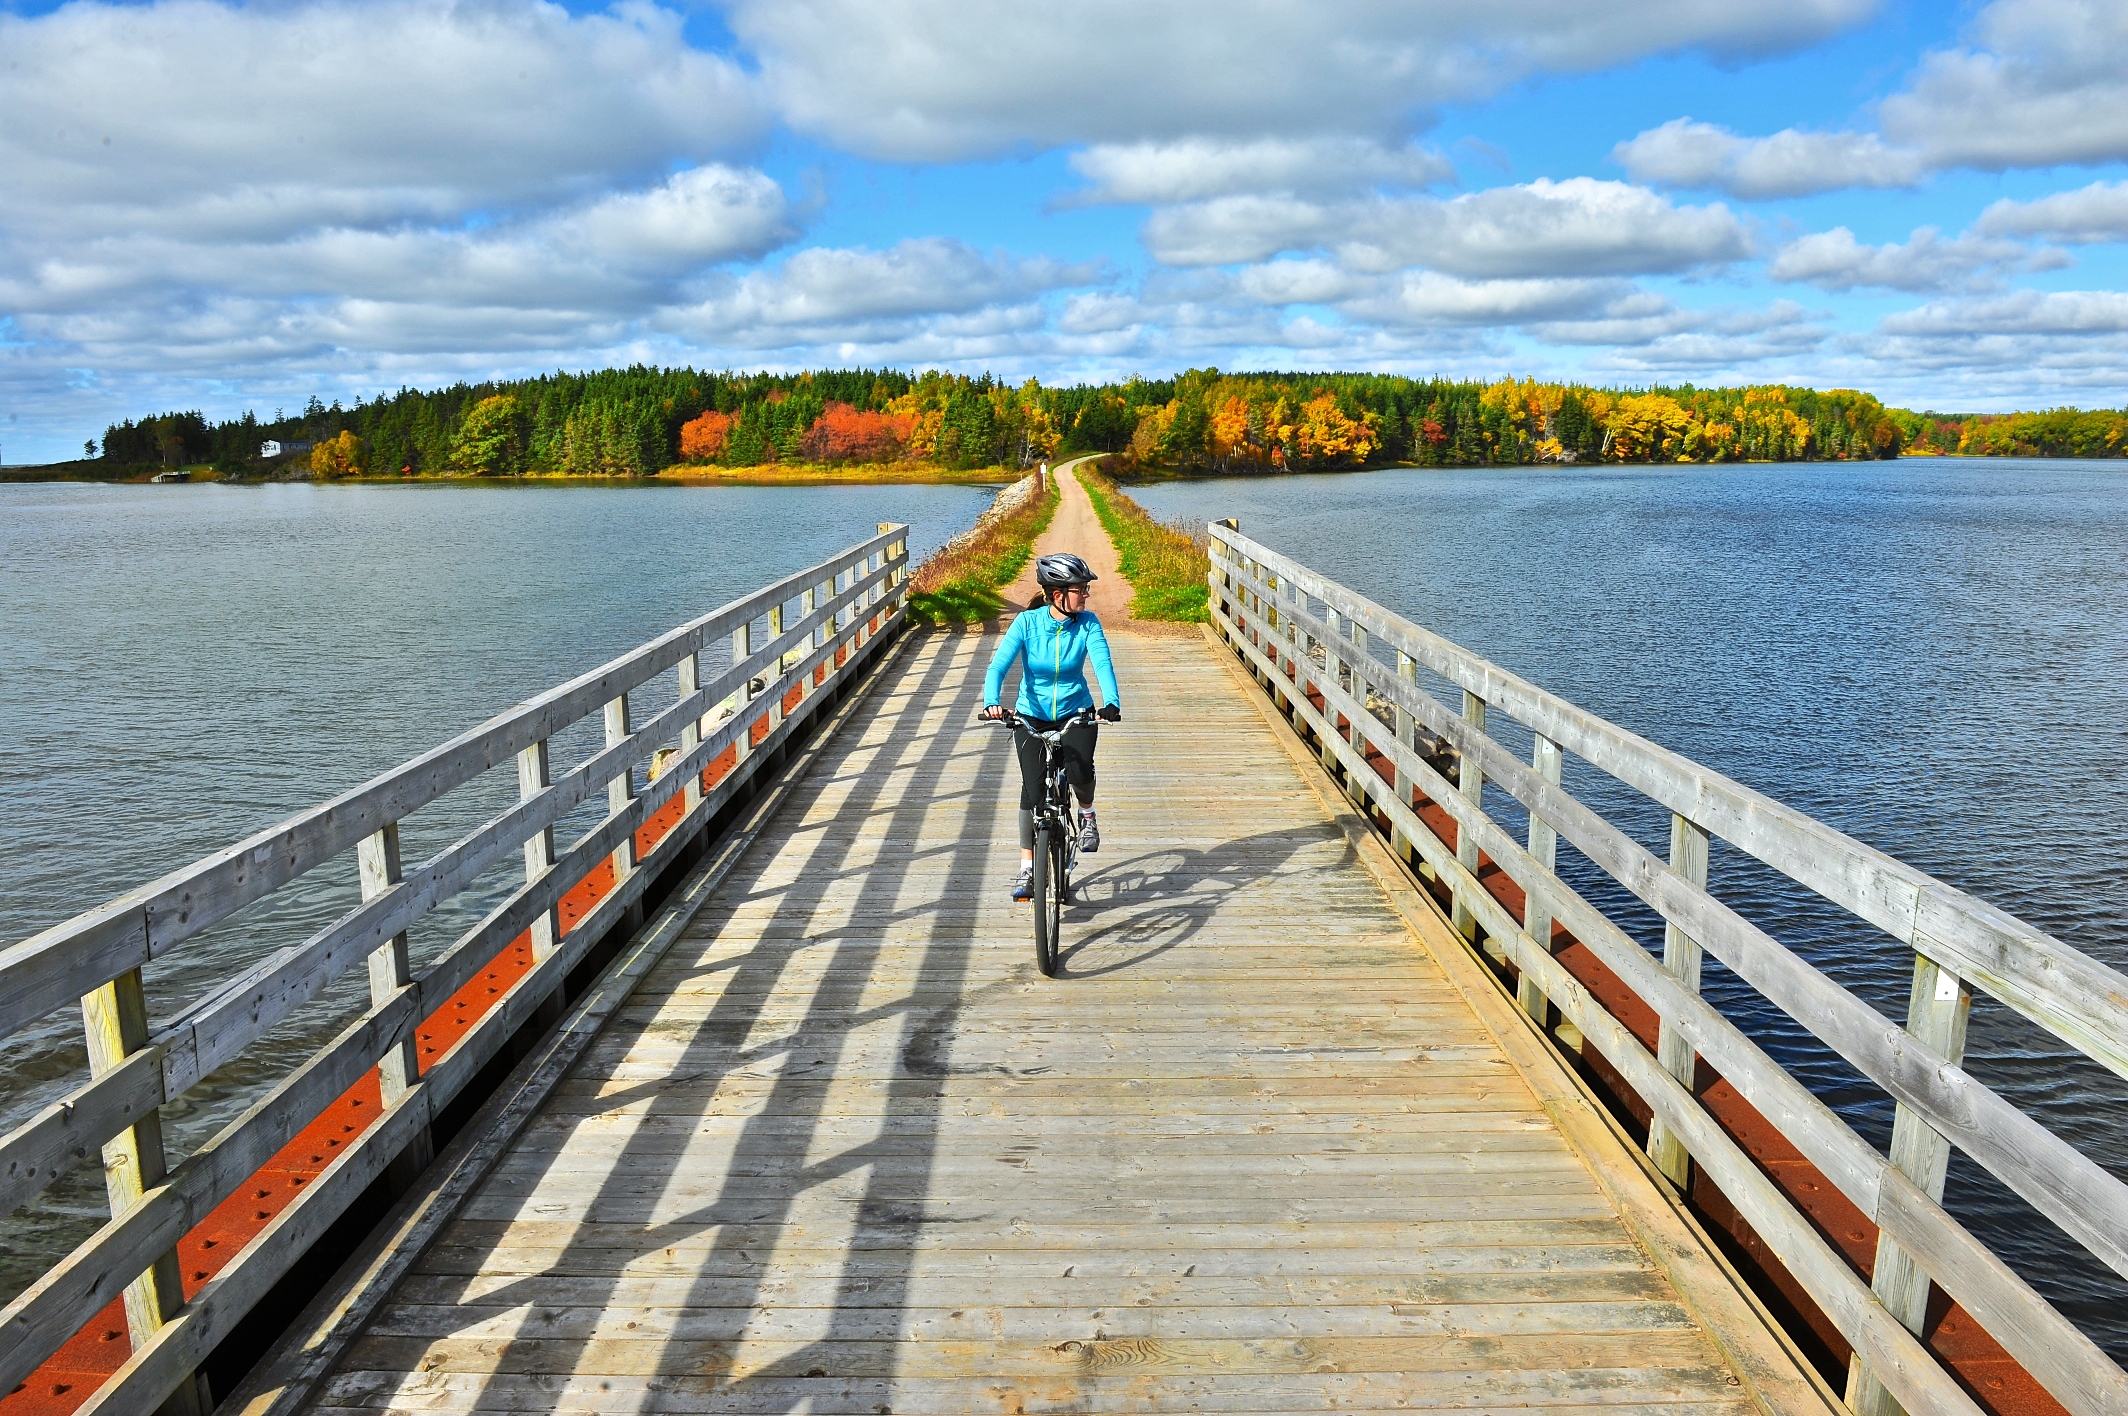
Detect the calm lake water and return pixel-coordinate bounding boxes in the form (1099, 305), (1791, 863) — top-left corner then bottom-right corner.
(4, 464), (2125, 1367)
(1133, 459), (2128, 1360)
(0, 479), (991, 1298)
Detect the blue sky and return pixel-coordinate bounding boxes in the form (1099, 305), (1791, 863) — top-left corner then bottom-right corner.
(3, 0), (2128, 461)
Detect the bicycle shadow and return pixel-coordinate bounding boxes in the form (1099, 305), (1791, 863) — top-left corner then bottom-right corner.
(1057, 823), (1354, 977)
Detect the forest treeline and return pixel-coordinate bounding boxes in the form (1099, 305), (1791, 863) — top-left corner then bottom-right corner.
(92, 365), (2128, 478)
(1893, 406), (2128, 459)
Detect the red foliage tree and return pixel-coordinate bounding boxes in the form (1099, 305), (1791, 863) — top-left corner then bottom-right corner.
(679, 409), (734, 462)
(799, 402), (914, 464)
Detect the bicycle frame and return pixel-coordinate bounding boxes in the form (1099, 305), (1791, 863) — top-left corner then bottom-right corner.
(980, 707), (1102, 976)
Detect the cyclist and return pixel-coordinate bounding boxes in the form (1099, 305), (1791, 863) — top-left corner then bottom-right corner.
(982, 552), (1122, 901)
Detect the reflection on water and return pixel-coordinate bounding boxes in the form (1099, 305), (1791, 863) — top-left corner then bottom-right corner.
(0, 478), (988, 1300)
(1134, 459), (2128, 1359)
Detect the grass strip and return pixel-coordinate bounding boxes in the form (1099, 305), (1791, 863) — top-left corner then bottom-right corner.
(1076, 463), (1211, 623)
(905, 473), (1061, 624)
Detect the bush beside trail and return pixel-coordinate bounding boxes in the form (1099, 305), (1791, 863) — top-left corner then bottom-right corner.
(905, 473), (1060, 625)
(1076, 464), (1210, 623)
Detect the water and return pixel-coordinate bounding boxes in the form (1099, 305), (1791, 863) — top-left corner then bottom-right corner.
(0, 478), (991, 1299)
(1133, 459), (2128, 1361)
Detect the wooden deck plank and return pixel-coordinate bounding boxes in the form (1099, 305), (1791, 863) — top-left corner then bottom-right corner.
(298, 628), (1828, 1415)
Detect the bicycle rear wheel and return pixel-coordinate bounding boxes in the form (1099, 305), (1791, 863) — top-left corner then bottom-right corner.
(1031, 825), (1060, 977)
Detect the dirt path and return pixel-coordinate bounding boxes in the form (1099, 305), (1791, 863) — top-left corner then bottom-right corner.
(1000, 455), (1195, 637)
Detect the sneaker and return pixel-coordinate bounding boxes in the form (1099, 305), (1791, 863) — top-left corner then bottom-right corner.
(1077, 808), (1100, 854)
(1011, 863), (1034, 901)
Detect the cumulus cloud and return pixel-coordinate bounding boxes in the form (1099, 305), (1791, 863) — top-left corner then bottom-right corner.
(1851, 290), (2128, 395)
(0, 0), (764, 242)
(1768, 225), (2063, 292)
(1613, 120), (1923, 199)
(726, 0), (1876, 162)
(664, 238), (1106, 345)
(1977, 181), (2128, 244)
(1142, 178), (1750, 278)
(1066, 138), (1453, 205)
(1877, 289), (2128, 339)
(1, 167), (797, 347)
(1880, 0), (2128, 169)
(1619, 0), (2128, 199)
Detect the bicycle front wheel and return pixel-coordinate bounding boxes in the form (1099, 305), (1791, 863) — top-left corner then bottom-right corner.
(1030, 825), (1059, 977)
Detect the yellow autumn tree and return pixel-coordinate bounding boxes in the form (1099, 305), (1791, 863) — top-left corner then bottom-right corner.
(1604, 394), (1695, 461)
(1290, 392), (1379, 467)
(310, 429), (366, 478)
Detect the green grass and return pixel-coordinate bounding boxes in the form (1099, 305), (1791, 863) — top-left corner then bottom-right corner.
(1076, 465), (1210, 623)
(905, 474), (1061, 625)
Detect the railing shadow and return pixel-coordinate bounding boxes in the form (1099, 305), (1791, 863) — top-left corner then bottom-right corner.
(362, 630), (1006, 1412)
(1058, 824), (1351, 978)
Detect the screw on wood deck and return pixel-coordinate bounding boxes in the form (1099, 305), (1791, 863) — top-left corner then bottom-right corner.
(306, 628), (1830, 1415)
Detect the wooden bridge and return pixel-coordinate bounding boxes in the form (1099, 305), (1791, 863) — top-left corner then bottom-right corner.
(3, 472), (2125, 1416)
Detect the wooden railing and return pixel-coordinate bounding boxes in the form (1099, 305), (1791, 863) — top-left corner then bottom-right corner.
(1206, 522), (2127, 1416)
(0, 525), (909, 1414)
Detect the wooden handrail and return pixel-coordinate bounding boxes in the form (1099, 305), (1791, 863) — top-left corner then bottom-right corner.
(1214, 528), (2128, 1085)
(0, 525), (906, 1046)
(0, 526), (911, 1413)
(1206, 526), (2128, 1416)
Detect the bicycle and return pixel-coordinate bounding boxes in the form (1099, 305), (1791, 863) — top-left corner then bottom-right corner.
(978, 706), (1104, 977)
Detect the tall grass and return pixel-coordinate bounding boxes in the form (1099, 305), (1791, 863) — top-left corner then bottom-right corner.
(1076, 464), (1210, 622)
(905, 474), (1060, 624)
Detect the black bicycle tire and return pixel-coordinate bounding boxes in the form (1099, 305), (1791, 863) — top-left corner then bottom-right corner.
(1031, 824), (1058, 977)
(1047, 830), (1069, 969)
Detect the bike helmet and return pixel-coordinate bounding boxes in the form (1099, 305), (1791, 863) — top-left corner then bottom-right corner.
(1035, 552), (1099, 589)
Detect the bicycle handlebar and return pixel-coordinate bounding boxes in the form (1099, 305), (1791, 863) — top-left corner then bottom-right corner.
(974, 707), (1109, 732)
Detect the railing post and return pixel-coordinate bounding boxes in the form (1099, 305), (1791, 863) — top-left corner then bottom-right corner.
(1518, 735), (1563, 1024)
(1646, 813), (1710, 1189)
(1317, 608), (1343, 777)
(517, 739), (568, 1026)
(676, 653), (705, 817)
(81, 969), (204, 1416)
(1848, 955), (1974, 1416)
(605, 692), (637, 888)
(1451, 690), (1486, 941)
(732, 620), (756, 765)
(765, 603), (787, 741)
(1345, 621), (1372, 813)
(1389, 651), (1417, 868)
(358, 824), (434, 1189)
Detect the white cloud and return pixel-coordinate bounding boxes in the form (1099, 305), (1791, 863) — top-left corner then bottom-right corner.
(726, 0), (1877, 163)
(1877, 289), (2128, 339)
(1350, 178), (1751, 278)
(1880, 0), (2128, 169)
(1141, 197), (1348, 267)
(1351, 272), (1635, 326)
(0, 168), (797, 347)
(0, 0), (793, 376)
(664, 238), (1105, 344)
(1977, 181), (2128, 244)
(1768, 225), (2062, 292)
(1849, 290), (2128, 395)
(1619, 0), (2128, 199)
(0, 0), (764, 243)
(1613, 119), (1923, 199)
(1142, 178), (1750, 278)
(1066, 138), (1453, 205)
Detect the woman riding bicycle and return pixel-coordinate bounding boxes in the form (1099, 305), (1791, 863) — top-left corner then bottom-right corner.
(982, 552), (1121, 901)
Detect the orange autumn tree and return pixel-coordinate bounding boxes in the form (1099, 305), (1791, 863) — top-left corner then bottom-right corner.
(678, 409), (734, 462)
(799, 402), (916, 463)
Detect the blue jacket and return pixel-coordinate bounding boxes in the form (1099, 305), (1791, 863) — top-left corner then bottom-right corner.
(985, 608), (1120, 720)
